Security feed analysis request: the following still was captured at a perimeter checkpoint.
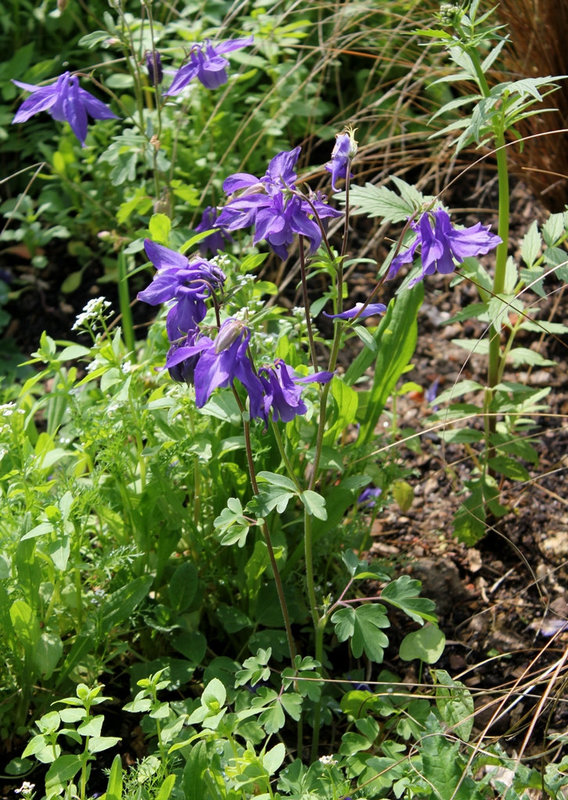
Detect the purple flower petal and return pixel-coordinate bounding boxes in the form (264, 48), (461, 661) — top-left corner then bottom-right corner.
(323, 302), (387, 320)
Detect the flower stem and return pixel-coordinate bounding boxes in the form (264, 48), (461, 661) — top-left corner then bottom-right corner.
(298, 237), (319, 370)
(117, 250), (135, 353)
(233, 388), (296, 665)
(467, 46), (510, 447)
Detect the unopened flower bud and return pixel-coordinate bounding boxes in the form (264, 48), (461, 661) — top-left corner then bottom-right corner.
(145, 50), (163, 86)
(214, 319), (244, 353)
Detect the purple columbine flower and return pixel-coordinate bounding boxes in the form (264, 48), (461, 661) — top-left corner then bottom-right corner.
(325, 128), (357, 191)
(258, 360), (333, 423)
(145, 50), (163, 86)
(324, 302), (387, 321)
(217, 147), (341, 260)
(138, 240), (226, 339)
(165, 36), (253, 95)
(388, 208), (501, 286)
(12, 71), (118, 147)
(194, 206), (233, 256)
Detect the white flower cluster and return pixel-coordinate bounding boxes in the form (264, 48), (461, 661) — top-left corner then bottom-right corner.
(72, 297), (112, 332)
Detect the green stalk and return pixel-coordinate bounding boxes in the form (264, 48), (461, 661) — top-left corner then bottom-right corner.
(233, 389), (296, 666)
(467, 47), (510, 450)
(117, 250), (135, 353)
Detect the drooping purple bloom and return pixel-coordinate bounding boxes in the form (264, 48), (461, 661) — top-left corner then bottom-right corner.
(167, 320), (264, 415)
(165, 36), (253, 95)
(197, 322), (265, 417)
(194, 206), (233, 256)
(324, 302), (387, 321)
(325, 129), (357, 191)
(258, 360), (333, 423)
(165, 330), (201, 384)
(357, 487), (382, 508)
(388, 208), (501, 286)
(217, 147), (341, 260)
(145, 50), (163, 86)
(138, 240), (226, 339)
(12, 71), (118, 146)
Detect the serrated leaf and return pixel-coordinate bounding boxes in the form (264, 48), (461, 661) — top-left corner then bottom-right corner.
(507, 347), (555, 367)
(435, 379), (484, 406)
(346, 182), (422, 222)
(520, 220), (542, 268)
(542, 211), (568, 246)
(434, 669), (474, 741)
(487, 456), (529, 482)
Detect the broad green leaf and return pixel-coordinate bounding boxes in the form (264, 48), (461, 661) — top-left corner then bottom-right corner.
(155, 775), (176, 800)
(345, 182), (421, 222)
(88, 735), (122, 753)
(45, 755), (82, 791)
(78, 714), (104, 738)
(263, 742), (286, 775)
(148, 213), (172, 245)
(421, 716), (483, 800)
(10, 599), (40, 647)
(202, 678), (226, 710)
(399, 624), (445, 663)
(280, 692), (302, 720)
(257, 471), (298, 492)
(100, 575), (153, 635)
(33, 631), (63, 679)
(323, 377), (359, 445)
(105, 755), (122, 800)
(259, 701), (285, 733)
(168, 562), (198, 612)
(381, 575), (437, 624)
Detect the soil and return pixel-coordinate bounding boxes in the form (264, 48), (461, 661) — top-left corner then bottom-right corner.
(1, 177), (567, 793)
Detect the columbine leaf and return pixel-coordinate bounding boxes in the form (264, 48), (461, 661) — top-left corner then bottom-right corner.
(300, 490), (327, 520)
(399, 624), (445, 664)
(214, 498), (251, 547)
(331, 604), (390, 662)
(381, 575), (437, 624)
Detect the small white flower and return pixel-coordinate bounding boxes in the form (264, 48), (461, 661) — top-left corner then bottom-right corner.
(319, 755), (337, 765)
(72, 297), (112, 331)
